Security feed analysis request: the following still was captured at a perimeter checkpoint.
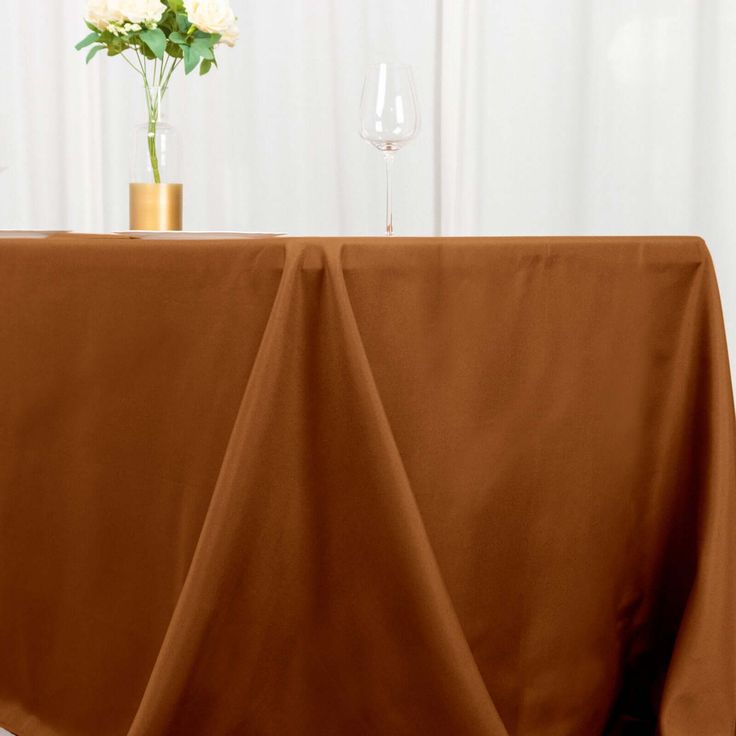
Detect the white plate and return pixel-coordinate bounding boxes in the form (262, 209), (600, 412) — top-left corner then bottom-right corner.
(115, 231), (285, 240)
(0, 230), (67, 238)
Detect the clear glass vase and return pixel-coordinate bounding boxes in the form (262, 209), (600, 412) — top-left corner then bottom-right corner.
(130, 86), (183, 230)
(132, 86), (181, 184)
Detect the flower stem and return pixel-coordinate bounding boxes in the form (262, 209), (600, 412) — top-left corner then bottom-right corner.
(136, 50), (179, 185)
(148, 119), (161, 184)
(134, 50), (162, 184)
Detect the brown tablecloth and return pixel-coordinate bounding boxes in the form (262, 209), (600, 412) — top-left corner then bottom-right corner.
(0, 236), (733, 736)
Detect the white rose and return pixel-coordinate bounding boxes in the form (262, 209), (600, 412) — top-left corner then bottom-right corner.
(220, 21), (239, 47)
(84, 0), (124, 30)
(111, 0), (166, 26)
(184, 0), (236, 35)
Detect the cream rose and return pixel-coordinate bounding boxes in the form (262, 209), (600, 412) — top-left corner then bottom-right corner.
(220, 22), (239, 47)
(184, 0), (236, 35)
(84, 0), (124, 30)
(113, 0), (166, 26)
(84, 0), (165, 29)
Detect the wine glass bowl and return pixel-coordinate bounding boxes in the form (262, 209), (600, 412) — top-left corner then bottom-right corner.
(360, 63), (420, 235)
(360, 63), (420, 151)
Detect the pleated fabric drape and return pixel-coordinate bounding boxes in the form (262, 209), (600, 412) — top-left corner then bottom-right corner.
(0, 235), (733, 735)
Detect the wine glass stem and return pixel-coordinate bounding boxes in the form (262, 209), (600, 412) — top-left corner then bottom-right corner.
(384, 152), (394, 237)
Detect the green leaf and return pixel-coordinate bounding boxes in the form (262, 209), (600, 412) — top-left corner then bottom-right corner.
(140, 43), (157, 60)
(168, 0), (185, 11)
(86, 45), (106, 63)
(139, 28), (166, 59)
(105, 36), (128, 56)
(168, 31), (188, 44)
(85, 20), (101, 32)
(193, 31), (220, 45)
(199, 58), (212, 76)
(166, 41), (184, 58)
(191, 37), (214, 60)
(176, 13), (189, 33)
(76, 32), (99, 50)
(183, 44), (200, 74)
(159, 8), (178, 33)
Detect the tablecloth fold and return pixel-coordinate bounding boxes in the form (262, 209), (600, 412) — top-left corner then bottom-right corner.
(0, 236), (733, 736)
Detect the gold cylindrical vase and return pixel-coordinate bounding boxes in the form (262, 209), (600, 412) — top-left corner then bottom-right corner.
(129, 183), (183, 231)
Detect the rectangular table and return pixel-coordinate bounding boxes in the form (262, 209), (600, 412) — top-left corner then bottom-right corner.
(0, 236), (734, 736)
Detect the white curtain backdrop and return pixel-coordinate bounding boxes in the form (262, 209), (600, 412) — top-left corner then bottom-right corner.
(3, 0), (736, 355)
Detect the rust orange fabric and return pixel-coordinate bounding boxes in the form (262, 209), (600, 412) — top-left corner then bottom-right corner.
(0, 236), (733, 735)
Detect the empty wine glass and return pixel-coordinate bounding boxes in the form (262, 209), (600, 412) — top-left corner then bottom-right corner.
(360, 63), (420, 236)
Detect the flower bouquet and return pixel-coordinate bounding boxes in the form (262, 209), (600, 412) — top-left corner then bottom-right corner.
(76, 0), (239, 230)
